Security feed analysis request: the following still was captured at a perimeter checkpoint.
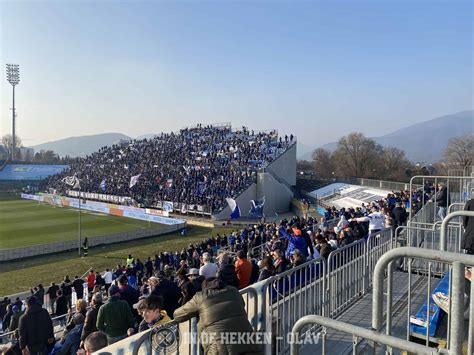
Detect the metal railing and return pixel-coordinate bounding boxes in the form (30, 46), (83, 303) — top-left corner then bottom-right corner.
(373, 247), (474, 354)
(408, 175), (474, 223)
(290, 246), (474, 355)
(0, 313), (68, 344)
(327, 239), (366, 318)
(289, 315), (440, 355)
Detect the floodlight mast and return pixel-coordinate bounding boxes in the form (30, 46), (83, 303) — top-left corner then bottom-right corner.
(6, 64), (20, 160)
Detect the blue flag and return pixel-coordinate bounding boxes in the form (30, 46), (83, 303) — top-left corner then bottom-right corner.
(226, 198), (241, 219)
(249, 196), (265, 217)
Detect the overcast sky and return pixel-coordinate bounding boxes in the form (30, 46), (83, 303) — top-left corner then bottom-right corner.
(0, 0), (472, 148)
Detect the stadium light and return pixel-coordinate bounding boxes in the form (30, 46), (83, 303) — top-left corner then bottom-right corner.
(6, 64), (20, 160)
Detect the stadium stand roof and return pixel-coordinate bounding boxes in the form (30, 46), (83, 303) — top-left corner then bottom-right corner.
(0, 164), (68, 181)
(311, 182), (392, 209)
(308, 182), (351, 199)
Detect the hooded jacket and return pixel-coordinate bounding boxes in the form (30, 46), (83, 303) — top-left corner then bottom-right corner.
(173, 279), (263, 355)
(18, 303), (54, 352)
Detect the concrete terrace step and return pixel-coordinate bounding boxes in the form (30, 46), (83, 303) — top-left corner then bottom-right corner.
(298, 271), (428, 355)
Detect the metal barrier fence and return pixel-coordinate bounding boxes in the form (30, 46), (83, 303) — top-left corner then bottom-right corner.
(366, 230), (395, 288)
(92, 199), (459, 355)
(290, 315), (438, 355)
(265, 257), (327, 354)
(408, 175), (473, 223)
(0, 313), (68, 345)
(327, 239), (366, 318)
(290, 246), (474, 355)
(373, 247), (474, 355)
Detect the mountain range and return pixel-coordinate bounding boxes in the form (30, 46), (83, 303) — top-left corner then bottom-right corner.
(298, 110), (473, 162)
(32, 110), (473, 162)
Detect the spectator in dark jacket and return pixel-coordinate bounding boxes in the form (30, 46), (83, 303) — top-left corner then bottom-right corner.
(81, 293), (103, 343)
(435, 182), (449, 220)
(391, 202), (407, 228)
(151, 271), (181, 318)
(301, 229), (315, 257)
(8, 305), (23, 332)
(216, 253), (239, 288)
(3, 304), (13, 332)
(55, 290), (69, 317)
(61, 276), (73, 309)
(30, 284), (45, 306)
(187, 269), (204, 292)
(176, 268), (196, 306)
(46, 282), (59, 315)
(72, 276), (84, 300)
(249, 256), (260, 284)
(462, 198), (474, 254)
(117, 275), (139, 317)
(258, 256), (274, 281)
(18, 296), (54, 355)
(316, 237), (333, 260)
(272, 250), (289, 274)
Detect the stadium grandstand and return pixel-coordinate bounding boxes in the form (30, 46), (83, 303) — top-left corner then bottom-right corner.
(45, 124), (297, 219)
(2, 167), (473, 354)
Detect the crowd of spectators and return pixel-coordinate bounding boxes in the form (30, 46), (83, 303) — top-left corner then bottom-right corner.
(46, 125), (294, 212)
(3, 183), (449, 354)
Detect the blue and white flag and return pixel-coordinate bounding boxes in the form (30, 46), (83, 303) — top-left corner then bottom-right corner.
(99, 179), (106, 192)
(226, 198), (241, 219)
(129, 174), (141, 188)
(163, 201), (174, 212)
(62, 175), (80, 189)
(249, 196), (265, 217)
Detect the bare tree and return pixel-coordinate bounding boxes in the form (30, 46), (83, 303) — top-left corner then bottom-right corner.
(444, 134), (474, 171)
(1, 134), (22, 157)
(333, 133), (383, 177)
(381, 147), (411, 180)
(312, 148), (335, 178)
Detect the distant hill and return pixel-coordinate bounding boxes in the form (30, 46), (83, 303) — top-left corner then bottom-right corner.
(33, 133), (132, 157)
(300, 110), (473, 162)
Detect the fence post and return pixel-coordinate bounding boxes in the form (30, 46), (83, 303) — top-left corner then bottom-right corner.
(450, 261), (465, 354)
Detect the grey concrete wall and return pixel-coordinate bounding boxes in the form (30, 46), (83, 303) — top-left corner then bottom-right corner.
(261, 172), (294, 215)
(266, 143), (297, 186)
(211, 183), (257, 220)
(0, 224), (185, 262)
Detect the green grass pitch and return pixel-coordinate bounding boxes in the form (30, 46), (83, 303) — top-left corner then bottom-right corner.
(0, 199), (165, 249)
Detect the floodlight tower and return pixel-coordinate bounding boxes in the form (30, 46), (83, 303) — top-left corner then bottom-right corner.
(6, 64), (20, 160)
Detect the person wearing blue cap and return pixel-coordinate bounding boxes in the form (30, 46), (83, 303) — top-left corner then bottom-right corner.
(8, 304), (23, 332)
(96, 285), (134, 344)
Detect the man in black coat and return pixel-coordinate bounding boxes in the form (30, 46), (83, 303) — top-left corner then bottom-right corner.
(72, 276), (84, 300)
(46, 282), (59, 315)
(151, 271), (181, 318)
(116, 275), (139, 318)
(391, 202), (407, 227)
(435, 182), (449, 220)
(18, 296), (54, 355)
(462, 198), (474, 254)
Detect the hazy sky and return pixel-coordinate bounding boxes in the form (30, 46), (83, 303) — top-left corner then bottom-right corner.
(0, 0), (472, 148)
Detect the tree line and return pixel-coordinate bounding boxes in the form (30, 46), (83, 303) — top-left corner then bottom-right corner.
(298, 132), (474, 182)
(0, 134), (76, 165)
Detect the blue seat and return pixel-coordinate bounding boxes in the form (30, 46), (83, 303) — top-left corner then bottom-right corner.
(410, 272), (450, 337)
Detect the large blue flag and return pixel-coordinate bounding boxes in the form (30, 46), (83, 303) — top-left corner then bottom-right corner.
(226, 198), (241, 219)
